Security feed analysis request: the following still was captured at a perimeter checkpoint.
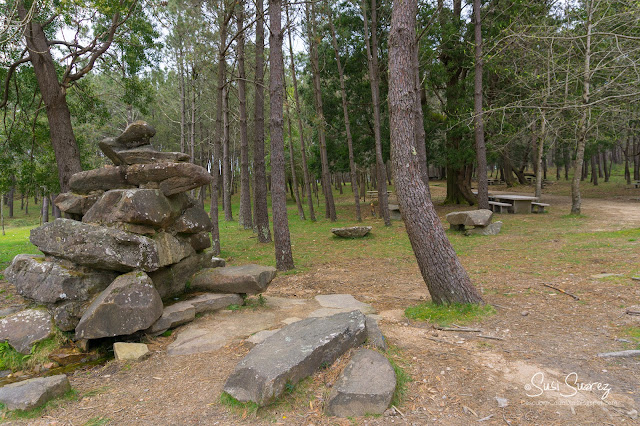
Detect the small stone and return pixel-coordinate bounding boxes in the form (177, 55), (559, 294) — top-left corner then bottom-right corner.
(521, 311), (529, 316)
(115, 121), (156, 147)
(113, 342), (149, 361)
(495, 396), (509, 408)
(0, 375), (70, 411)
(331, 226), (372, 238)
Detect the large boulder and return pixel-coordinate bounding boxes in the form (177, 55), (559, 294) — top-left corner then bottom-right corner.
(148, 251), (224, 299)
(4, 254), (117, 305)
(190, 265), (277, 294)
(446, 209), (493, 228)
(54, 192), (102, 215)
(0, 309), (53, 354)
(331, 226), (372, 238)
(171, 206), (212, 234)
(125, 162), (213, 196)
(69, 166), (132, 194)
(0, 375), (70, 411)
(223, 310), (367, 406)
(326, 349), (396, 417)
(75, 271), (163, 339)
(30, 219), (188, 272)
(82, 189), (188, 229)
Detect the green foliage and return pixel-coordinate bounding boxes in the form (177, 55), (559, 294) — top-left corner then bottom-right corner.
(83, 417), (111, 426)
(405, 302), (496, 327)
(0, 329), (68, 372)
(219, 392), (260, 416)
(623, 327), (640, 350)
(384, 345), (412, 408)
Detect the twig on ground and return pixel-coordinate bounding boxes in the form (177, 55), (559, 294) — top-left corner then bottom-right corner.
(541, 283), (580, 300)
(434, 326), (481, 332)
(478, 414), (495, 422)
(625, 309), (640, 316)
(392, 405), (405, 417)
(477, 335), (505, 341)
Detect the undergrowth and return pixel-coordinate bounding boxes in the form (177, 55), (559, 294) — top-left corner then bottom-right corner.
(404, 302), (496, 326)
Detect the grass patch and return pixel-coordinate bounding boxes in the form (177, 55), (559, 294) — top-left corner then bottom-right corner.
(385, 345), (412, 407)
(0, 328), (69, 372)
(83, 416), (111, 426)
(0, 388), (78, 421)
(405, 302), (495, 326)
(219, 392), (260, 417)
(622, 327), (640, 349)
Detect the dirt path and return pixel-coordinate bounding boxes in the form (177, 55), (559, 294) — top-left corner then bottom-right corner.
(4, 194), (640, 425)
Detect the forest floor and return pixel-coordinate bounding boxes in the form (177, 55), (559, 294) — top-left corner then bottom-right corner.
(1, 178), (639, 425)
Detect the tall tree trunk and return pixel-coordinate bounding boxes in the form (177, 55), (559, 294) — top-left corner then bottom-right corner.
(41, 193), (49, 224)
(473, 0), (488, 210)
(570, 0), (593, 214)
(327, 3), (361, 222)
(590, 154), (598, 185)
(237, 3), (252, 229)
(253, 0), (272, 242)
(389, 0), (483, 305)
(362, 0), (391, 225)
(190, 66), (196, 163)
(535, 113), (545, 199)
(222, 87), (233, 221)
(413, 39), (429, 188)
(307, 2), (337, 221)
(269, 0), (294, 271)
(178, 47), (186, 154)
(286, 96), (305, 219)
(286, 2), (315, 222)
(18, 3), (82, 192)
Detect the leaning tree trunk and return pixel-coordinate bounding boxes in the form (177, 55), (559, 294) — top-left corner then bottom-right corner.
(389, 0), (483, 305)
(18, 4), (82, 192)
(286, 2), (316, 221)
(473, 0), (488, 210)
(327, 4), (361, 222)
(253, 0), (272, 242)
(237, 3), (252, 229)
(269, 0), (295, 271)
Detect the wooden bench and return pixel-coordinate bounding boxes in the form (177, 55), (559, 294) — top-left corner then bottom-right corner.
(633, 181), (640, 188)
(531, 202), (550, 213)
(488, 200), (512, 214)
(365, 190), (392, 200)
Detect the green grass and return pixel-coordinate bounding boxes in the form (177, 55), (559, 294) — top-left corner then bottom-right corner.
(219, 392), (260, 417)
(0, 226), (40, 274)
(83, 417), (111, 426)
(385, 345), (412, 407)
(622, 327), (640, 349)
(405, 302), (496, 326)
(0, 328), (69, 372)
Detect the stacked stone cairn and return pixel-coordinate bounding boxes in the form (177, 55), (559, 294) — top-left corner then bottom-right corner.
(1, 121), (276, 354)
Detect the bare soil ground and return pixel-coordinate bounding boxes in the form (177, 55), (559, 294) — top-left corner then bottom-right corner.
(2, 188), (640, 425)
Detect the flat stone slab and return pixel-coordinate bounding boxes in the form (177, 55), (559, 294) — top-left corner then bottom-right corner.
(315, 294), (376, 314)
(326, 349), (396, 417)
(117, 148), (190, 165)
(147, 301), (196, 335)
(167, 310), (277, 356)
(465, 221), (503, 236)
(446, 209), (493, 227)
(54, 192), (101, 215)
(331, 226), (372, 238)
(0, 309), (53, 354)
(0, 375), (70, 411)
(114, 342), (149, 361)
(75, 271), (163, 339)
(246, 329), (280, 345)
(223, 310), (367, 406)
(30, 219), (191, 272)
(190, 265), (277, 295)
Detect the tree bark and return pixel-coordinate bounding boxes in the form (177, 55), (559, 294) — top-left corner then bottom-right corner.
(473, 0), (488, 210)
(307, 2), (336, 221)
(269, 0), (295, 271)
(571, 0), (594, 215)
(222, 86), (233, 221)
(286, 2), (316, 222)
(327, 4), (361, 222)
(535, 113), (545, 199)
(286, 95), (305, 220)
(253, 0), (272, 242)
(362, 0), (391, 225)
(237, 3), (252, 229)
(389, 0), (483, 305)
(18, 2), (82, 192)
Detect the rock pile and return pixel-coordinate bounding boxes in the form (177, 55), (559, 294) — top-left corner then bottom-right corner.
(1, 121), (277, 354)
(446, 209), (503, 236)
